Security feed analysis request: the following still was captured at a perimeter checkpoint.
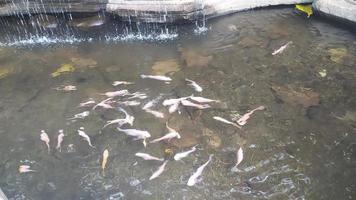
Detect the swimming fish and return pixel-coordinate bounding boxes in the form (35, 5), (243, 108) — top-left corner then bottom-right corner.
(174, 145), (197, 161)
(187, 154), (213, 186)
(213, 116), (241, 129)
(231, 147), (243, 172)
(185, 79), (203, 92)
(150, 123), (181, 143)
(189, 96), (219, 103)
(149, 161), (168, 180)
(53, 85), (77, 91)
(272, 41), (292, 56)
(67, 111), (90, 120)
(112, 81), (134, 86)
(181, 99), (211, 109)
(103, 107), (134, 128)
(117, 127), (151, 140)
(78, 99), (95, 107)
(40, 130), (50, 153)
(144, 109), (165, 118)
(102, 149), (109, 175)
(140, 74), (172, 82)
(77, 127), (95, 148)
(101, 90), (130, 98)
(19, 165), (36, 173)
(236, 106), (265, 126)
(118, 100), (141, 106)
(56, 130), (65, 152)
(92, 98), (114, 110)
(135, 152), (164, 161)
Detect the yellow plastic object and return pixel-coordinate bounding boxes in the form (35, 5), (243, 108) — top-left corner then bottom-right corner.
(51, 64), (75, 77)
(295, 4), (313, 18)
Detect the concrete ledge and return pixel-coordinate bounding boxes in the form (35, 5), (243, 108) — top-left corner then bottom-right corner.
(313, 0), (356, 24)
(0, 0), (313, 23)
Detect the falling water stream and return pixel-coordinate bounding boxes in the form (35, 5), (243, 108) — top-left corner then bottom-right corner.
(0, 6), (355, 200)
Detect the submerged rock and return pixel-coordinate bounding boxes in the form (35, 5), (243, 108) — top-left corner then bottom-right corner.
(29, 14), (58, 29)
(151, 59), (180, 75)
(327, 48), (347, 64)
(71, 57), (98, 69)
(180, 48), (212, 68)
(271, 85), (320, 108)
(202, 128), (221, 149)
(69, 15), (106, 28)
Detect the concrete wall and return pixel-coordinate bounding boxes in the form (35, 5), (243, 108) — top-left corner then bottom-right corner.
(0, 0), (313, 22)
(313, 0), (356, 24)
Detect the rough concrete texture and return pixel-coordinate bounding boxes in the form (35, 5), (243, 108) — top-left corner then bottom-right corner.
(313, 0), (356, 23)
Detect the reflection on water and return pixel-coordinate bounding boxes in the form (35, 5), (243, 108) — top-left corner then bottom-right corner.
(0, 7), (355, 200)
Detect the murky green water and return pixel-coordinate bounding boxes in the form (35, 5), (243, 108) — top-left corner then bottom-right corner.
(0, 8), (355, 200)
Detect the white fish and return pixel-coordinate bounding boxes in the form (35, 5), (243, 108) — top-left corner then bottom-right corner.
(40, 130), (50, 153)
(112, 81), (134, 86)
(142, 96), (162, 110)
(140, 74), (172, 82)
(19, 165), (36, 173)
(150, 123), (181, 143)
(149, 161), (168, 180)
(168, 102), (180, 114)
(162, 97), (188, 106)
(78, 99), (95, 107)
(135, 153), (164, 161)
(127, 92), (148, 100)
(231, 147), (243, 172)
(213, 116), (241, 129)
(181, 99), (211, 109)
(77, 127), (95, 148)
(189, 96), (219, 103)
(102, 107), (135, 128)
(174, 145), (197, 161)
(117, 127), (151, 140)
(92, 98), (114, 110)
(67, 111), (90, 120)
(236, 106), (265, 126)
(185, 79), (203, 92)
(102, 149), (109, 175)
(118, 100), (141, 106)
(101, 90), (130, 98)
(272, 41), (292, 56)
(187, 154), (213, 186)
(56, 130), (65, 152)
(144, 109), (165, 118)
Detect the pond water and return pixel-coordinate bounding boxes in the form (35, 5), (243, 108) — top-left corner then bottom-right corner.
(0, 7), (355, 200)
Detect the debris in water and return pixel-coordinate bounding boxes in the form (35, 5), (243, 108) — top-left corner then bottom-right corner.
(53, 85), (77, 91)
(51, 64), (75, 77)
(19, 165), (36, 173)
(318, 69), (327, 78)
(295, 4), (313, 18)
